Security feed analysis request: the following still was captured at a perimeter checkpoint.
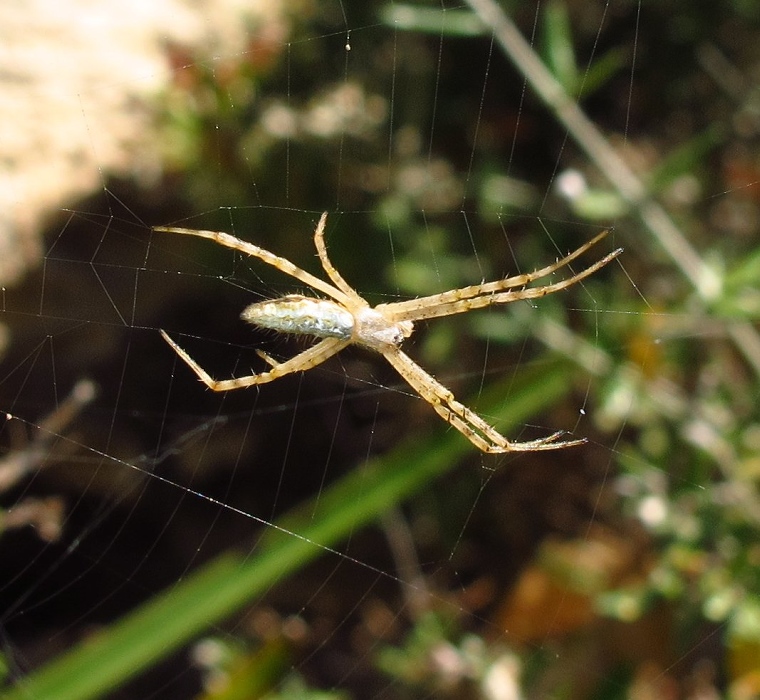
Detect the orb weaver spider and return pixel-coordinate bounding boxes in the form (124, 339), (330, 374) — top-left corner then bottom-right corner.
(157, 213), (621, 453)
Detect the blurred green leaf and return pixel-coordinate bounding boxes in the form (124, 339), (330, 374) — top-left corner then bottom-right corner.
(380, 5), (486, 37)
(647, 125), (725, 195)
(542, 0), (578, 93)
(2, 359), (579, 700)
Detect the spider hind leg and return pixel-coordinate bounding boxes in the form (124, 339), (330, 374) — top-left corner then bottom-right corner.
(383, 348), (586, 453)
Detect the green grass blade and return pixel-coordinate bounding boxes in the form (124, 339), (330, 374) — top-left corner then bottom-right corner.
(2, 357), (578, 700)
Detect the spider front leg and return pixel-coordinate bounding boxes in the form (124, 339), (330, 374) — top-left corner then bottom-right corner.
(381, 233), (623, 323)
(312, 212), (363, 303)
(382, 348), (586, 453)
(161, 332), (349, 391)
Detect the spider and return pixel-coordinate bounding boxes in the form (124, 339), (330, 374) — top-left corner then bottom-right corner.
(156, 213), (622, 453)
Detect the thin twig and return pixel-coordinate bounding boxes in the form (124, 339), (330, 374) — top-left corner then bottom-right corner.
(462, 0), (760, 376)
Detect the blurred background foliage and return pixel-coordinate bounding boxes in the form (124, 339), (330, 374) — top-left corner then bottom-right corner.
(3, 1), (760, 698)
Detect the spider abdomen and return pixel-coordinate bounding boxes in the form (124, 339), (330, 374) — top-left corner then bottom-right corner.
(241, 295), (354, 340)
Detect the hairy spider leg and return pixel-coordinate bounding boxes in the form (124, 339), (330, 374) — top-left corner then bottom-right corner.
(379, 229), (620, 319)
(161, 331), (349, 392)
(379, 230), (612, 318)
(382, 347), (586, 452)
(385, 246), (623, 323)
(311, 212), (366, 304)
(154, 224), (352, 305)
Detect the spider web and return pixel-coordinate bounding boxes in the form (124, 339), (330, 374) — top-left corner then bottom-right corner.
(2, 1), (759, 698)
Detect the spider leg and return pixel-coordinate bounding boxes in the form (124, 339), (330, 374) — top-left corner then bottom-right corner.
(382, 230), (610, 315)
(161, 331), (349, 391)
(384, 245), (622, 323)
(379, 231), (620, 321)
(154, 225), (352, 305)
(381, 348), (586, 453)
(311, 212), (369, 306)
